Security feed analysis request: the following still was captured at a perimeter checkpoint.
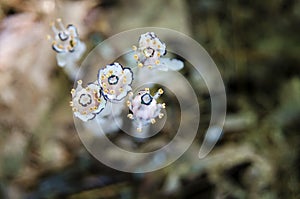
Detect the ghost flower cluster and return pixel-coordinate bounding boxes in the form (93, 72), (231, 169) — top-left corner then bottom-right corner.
(55, 29), (185, 133)
(127, 88), (165, 132)
(132, 32), (183, 71)
(70, 63), (133, 122)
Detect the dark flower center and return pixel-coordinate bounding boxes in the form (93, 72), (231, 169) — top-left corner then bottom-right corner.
(141, 93), (153, 105)
(143, 47), (155, 57)
(58, 32), (69, 41)
(79, 94), (92, 107)
(108, 75), (119, 85)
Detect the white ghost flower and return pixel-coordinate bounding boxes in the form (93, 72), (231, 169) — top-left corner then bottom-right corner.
(98, 62), (133, 102)
(127, 88), (165, 132)
(70, 80), (106, 122)
(48, 18), (86, 68)
(132, 32), (166, 69)
(132, 32), (184, 71)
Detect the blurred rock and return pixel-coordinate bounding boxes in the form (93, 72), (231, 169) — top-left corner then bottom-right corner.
(0, 13), (53, 130)
(0, 130), (27, 178)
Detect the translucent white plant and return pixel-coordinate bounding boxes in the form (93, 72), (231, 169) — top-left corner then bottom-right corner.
(132, 32), (166, 68)
(70, 80), (106, 122)
(98, 62), (133, 102)
(67, 31), (183, 134)
(132, 32), (183, 71)
(48, 18), (86, 78)
(70, 62), (133, 123)
(127, 88), (165, 132)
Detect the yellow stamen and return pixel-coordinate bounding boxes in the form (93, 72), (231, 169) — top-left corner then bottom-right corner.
(71, 89), (75, 94)
(127, 114), (133, 119)
(77, 80), (82, 85)
(158, 88), (164, 94)
(133, 54), (138, 60)
(138, 63), (143, 68)
(46, 35), (51, 40)
(155, 60), (160, 65)
(151, 119), (156, 124)
(126, 101), (131, 107)
(132, 45), (137, 51)
(159, 113), (164, 119)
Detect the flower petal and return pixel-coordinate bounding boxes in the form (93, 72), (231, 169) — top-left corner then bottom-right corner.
(98, 62), (133, 102)
(158, 58), (184, 71)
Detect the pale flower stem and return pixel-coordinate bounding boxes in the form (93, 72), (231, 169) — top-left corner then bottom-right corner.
(95, 115), (106, 136)
(51, 25), (59, 34)
(64, 64), (79, 80)
(57, 20), (66, 31)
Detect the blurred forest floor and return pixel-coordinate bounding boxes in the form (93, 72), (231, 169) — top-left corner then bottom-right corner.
(0, 0), (299, 199)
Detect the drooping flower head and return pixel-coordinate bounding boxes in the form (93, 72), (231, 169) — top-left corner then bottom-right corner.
(48, 18), (86, 67)
(98, 62), (133, 102)
(70, 80), (106, 122)
(133, 32), (166, 69)
(127, 88), (165, 132)
(132, 32), (184, 71)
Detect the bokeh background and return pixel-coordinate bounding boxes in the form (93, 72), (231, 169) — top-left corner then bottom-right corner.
(0, 0), (299, 198)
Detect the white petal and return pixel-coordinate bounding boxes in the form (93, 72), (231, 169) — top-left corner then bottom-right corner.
(56, 53), (68, 67)
(72, 41), (86, 60)
(159, 58), (184, 71)
(114, 84), (131, 101)
(106, 63), (123, 75)
(123, 68), (133, 84)
(67, 25), (78, 37)
(74, 111), (95, 122)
